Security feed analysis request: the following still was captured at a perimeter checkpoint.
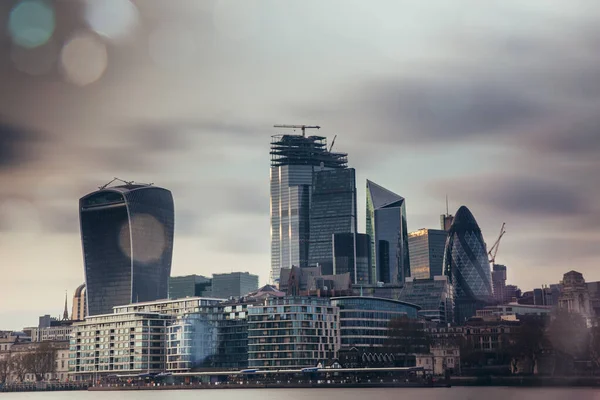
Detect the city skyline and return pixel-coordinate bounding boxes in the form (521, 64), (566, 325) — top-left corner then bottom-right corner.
(1, 0), (600, 330)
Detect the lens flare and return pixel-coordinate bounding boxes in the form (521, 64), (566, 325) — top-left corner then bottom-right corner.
(83, 0), (140, 42)
(8, 0), (55, 49)
(119, 214), (167, 264)
(59, 32), (108, 86)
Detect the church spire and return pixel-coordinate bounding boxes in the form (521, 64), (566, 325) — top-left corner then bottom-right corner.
(63, 290), (69, 320)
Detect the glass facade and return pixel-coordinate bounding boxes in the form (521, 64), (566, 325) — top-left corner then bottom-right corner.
(332, 233), (371, 285)
(366, 180), (410, 285)
(80, 184), (174, 316)
(211, 272), (259, 299)
(166, 313), (217, 371)
(408, 229), (448, 279)
(169, 275), (211, 300)
(330, 297), (420, 348)
(247, 297), (339, 369)
(443, 206), (493, 323)
(308, 168), (357, 271)
(270, 134), (348, 284)
(398, 276), (454, 324)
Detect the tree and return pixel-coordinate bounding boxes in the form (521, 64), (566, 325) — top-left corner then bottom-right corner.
(0, 355), (11, 384)
(385, 316), (430, 367)
(546, 309), (589, 375)
(589, 326), (600, 372)
(10, 354), (28, 382)
(509, 317), (547, 375)
(24, 343), (56, 382)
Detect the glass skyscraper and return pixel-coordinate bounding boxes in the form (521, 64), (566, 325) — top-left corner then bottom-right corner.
(332, 233), (371, 285)
(270, 134), (347, 284)
(366, 180), (410, 285)
(79, 183), (174, 316)
(408, 228), (448, 279)
(308, 168), (357, 273)
(443, 205), (493, 323)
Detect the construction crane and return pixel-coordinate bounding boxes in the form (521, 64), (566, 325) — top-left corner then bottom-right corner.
(273, 124), (321, 137)
(328, 135), (337, 152)
(488, 222), (506, 264)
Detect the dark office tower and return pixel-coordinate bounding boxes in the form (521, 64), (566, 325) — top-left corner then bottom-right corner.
(169, 275), (212, 299)
(408, 229), (448, 279)
(366, 180), (410, 285)
(270, 133), (347, 284)
(443, 206), (493, 323)
(440, 214), (454, 231)
(332, 233), (371, 285)
(308, 168), (357, 272)
(80, 182), (174, 316)
(492, 264), (508, 304)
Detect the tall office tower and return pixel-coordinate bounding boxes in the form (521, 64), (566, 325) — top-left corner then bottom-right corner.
(80, 181), (174, 316)
(169, 275), (212, 299)
(366, 180), (410, 285)
(443, 206), (493, 323)
(408, 229), (448, 279)
(492, 264), (508, 304)
(332, 233), (371, 285)
(308, 168), (357, 273)
(270, 133), (347, 284)
(211, 272), (259, 299)
(440, 214), (454, 231)
(71, 283), (86, 321)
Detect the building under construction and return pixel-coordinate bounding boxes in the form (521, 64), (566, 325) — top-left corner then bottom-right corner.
(270, 127), (349, 284)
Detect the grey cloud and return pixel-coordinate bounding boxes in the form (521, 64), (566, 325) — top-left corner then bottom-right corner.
(0, 121), (44, 169)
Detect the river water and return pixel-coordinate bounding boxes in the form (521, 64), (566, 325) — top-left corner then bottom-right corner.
(2, 388), (599, 400)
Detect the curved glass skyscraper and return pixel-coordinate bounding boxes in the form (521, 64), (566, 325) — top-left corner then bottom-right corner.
(443, 206), (492, 323)
(80, 183), (174, 316)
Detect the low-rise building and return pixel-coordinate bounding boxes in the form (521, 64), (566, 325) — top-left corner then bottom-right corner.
(2, 341), (69, 383)
(416, 344), (460, 376)
(247, 297), (340, 369)
(475, 303), (551, 320)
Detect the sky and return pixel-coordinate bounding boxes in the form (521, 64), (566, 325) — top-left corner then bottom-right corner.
(0, 0), (599, 330)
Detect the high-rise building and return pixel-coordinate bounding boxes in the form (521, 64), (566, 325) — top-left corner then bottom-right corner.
(492, 264), (508, 304)
(79, 181), (175, 316)
(169, 275), (212, 299)
(308, 168), (357, 272)
(440, 214), (454, 231)
(71, 284), (86, 321)
(408, 229), (448, 279)
(366, 180), (410, 285)
(270, 133), (347, 284)
(399, 276), (454, 324)
(211, 272), (259, 299)
(443, 206), (493, 323)
(332, 233), (371, 285)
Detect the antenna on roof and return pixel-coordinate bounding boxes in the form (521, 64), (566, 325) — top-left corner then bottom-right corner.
(98, 178), (154, 190)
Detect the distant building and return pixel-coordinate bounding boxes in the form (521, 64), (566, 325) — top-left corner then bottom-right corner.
(475, 303), (551, 320)
(211, 272), (259, 299)
(308, 168), (357, 273)
(5, 341), (70, 383)
(332, 232), (371, 285)
(492, 264), (507, 304)
(71, 284), (86, 321)
(443, 206), (493, 323)
(166, 313), (217, 372)
(79, 181), (175, 316)
(586, 281), (600, 317)
(26, 315), (73, 342)
(558, 271), (593, 324)
(247, 297), (340, 369)
(331, 296), (420, 349)
(440, 214), (454, 231)
(408, 229), (447, 279)
(399, 276), (454, 324)
(279, 265), (352, 297)
(416, 344), (460, 376)
(366, 180), (410, 285)
(169, 274), (211, 299)
(270, 133), (348, 283)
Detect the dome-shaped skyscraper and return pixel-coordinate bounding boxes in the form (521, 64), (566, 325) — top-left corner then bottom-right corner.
(443, 206), (492, 323)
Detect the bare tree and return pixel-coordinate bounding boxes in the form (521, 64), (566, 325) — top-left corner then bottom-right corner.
(509, 316), (547, 375)
(24, 343), (56, 382)
(10, 354), (28, 382)
(0, 355), (11, 384)
(385, 316), (430, 367)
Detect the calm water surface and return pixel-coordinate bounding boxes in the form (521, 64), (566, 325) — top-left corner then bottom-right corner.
(2, 388), (600, 400)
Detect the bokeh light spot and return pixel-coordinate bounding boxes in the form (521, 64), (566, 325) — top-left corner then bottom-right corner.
(83, 0), (140, 42)
(60, 32), (108, 87)
(119, 214), (167, 264)
(8, 0), (55, 49)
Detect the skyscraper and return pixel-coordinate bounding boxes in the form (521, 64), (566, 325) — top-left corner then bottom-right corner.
(492, 264), (508, 304)
(71, 283), (86, 321)
(443, 206), (493, 323)
(408, 229), (448, 279)
(270, 133), (347, 284)
(332, 233), (371, 285)
(308, 168), (357, 273)
(366, 180), (410, 285)
(79, 181), (174, 316)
